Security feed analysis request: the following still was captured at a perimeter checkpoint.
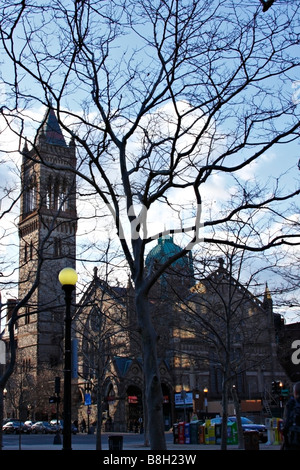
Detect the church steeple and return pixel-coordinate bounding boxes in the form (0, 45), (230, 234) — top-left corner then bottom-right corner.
(38, 107), (67, 147)
(18, 106), (77, 371)
(263, 283), (273, 312)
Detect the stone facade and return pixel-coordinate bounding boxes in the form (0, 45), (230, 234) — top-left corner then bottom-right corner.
(73, 246), (289, 431)
(2, 108), (78, 424)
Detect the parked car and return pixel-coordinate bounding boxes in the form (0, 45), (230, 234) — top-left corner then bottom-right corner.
(228, 416), (268, 443)
(50, 419), (63, 432)
(210, 416), (267, 443)
(23, 420), (33, 433)
(2, 420), (25, 434)
(49, 419), (78, 434)
(72, 422), (78, 434)
(31, 421), (52, 434)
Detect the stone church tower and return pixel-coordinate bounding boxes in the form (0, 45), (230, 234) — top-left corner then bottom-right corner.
(17, 107), (77, 372)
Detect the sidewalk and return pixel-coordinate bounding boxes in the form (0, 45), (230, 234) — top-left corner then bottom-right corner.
(2, 437), (282, 451)
(2, 444), (282, 450)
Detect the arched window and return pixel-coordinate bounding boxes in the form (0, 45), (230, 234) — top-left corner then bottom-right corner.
(54, 178), (60, 210)
(58, 178), (68, 211)
(47, 176), (69, 212)
(46, 176), (54, 209)
(54, 237), (63, 257)
(24, 176), (37, 214)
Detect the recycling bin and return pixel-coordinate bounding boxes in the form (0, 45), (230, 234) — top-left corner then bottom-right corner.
(178, 422), (185, 444)
(215, 423), (222, 444)
(173, 423), (179, 444)
(189, 421), (200, 444)
(227, 421), (238, 445)
(108, 435), (123, 450)
(199, 424), (205, 444)
(204, 420), (215, 444)
(184, 422), (190, 444)
(265, 417), (274, 445)
(273, 418), (283, 445)
(244, 430), (259, 450)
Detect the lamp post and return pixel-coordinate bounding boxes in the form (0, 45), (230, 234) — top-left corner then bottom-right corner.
(203, 387), (208, 417)
(84, 380), (92, 434)
(58, 267), (78, 451)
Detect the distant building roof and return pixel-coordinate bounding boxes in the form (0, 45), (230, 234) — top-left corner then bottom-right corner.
(145, 235), (193, 274)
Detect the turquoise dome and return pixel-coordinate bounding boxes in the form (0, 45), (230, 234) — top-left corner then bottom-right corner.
(145, 236), (193, 273)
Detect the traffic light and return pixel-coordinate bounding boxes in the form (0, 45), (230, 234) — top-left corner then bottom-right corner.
(271, 380), (283, 395)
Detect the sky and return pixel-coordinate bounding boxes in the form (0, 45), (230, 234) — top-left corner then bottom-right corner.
(0, 0), (300, 325)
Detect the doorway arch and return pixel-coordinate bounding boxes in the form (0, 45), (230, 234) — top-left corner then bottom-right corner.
(126, 385), (143, 432)
(162, 383), (172, 430)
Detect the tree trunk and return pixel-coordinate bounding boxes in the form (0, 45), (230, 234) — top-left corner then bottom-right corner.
(0, 386), (3, 451)
(232, 386), (244, 449)
(142, 378), (150, 447)
(220, 380), (228, 451)
(96, 385), (102, 451)
(135, 289), (166, 450)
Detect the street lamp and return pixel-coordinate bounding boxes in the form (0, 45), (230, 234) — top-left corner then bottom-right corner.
(203, 387), (208, 417)
(58, 267), (78, 451)
(84, 379), (92, 434)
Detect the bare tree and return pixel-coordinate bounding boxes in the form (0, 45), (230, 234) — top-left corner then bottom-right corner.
(0, 0), (300, 449)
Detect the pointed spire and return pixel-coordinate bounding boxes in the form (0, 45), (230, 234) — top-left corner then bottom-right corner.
(22, 138), (29, 154)
(263, 282), (273, 311)
(38, 107), (67, 147)
(127, 274), (133, 289)
(93, 266), (98, 280)
(264, 282), (271, 299)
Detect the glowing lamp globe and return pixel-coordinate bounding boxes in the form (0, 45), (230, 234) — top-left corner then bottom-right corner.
(58, 267), (78, 286)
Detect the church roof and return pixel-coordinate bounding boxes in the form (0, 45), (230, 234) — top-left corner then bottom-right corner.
(145, 235), (193, 273)
(39, 107), (67, 147)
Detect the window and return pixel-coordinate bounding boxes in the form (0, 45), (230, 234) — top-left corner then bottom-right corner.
(24, 240), (34, 262)
(58, 179), (68, 211)
(46, 176), (54, 209)
(54, 237), (63, 257)
(24, 183), (36, 213)
(46, 176), (69, 212)
(25, 305), (31, 325)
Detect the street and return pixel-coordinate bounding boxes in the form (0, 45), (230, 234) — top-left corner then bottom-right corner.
(2, 431), (282, 451)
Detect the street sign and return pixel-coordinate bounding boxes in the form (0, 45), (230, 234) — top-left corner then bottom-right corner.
(84, 393), (92, 405)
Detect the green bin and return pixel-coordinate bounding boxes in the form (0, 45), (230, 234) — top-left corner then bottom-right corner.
(227, 421), (238, 445)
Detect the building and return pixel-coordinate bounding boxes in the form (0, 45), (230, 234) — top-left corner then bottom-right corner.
(2, 107), (291, 427)
(17, 107), (77, 370)
(2, 107), (77, 420)
(74, 246), (289, 431)
(276, 321), (300, 383)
